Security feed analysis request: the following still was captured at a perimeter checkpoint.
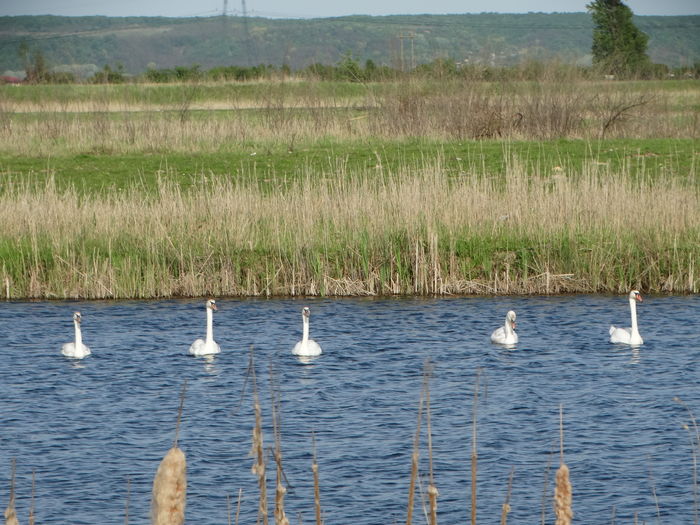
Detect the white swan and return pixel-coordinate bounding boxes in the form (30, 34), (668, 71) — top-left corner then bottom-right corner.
(609, 290), (643, 345)
(189, 299), (221, 356)
(292, 306), (323, 357)
(490, 310), (518, 345)
(61, 311), (91, 359)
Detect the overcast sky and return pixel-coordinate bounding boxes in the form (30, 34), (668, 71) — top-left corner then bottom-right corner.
(0, 0), (698, 18)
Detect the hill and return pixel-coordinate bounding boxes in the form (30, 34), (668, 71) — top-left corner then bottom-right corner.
(0, 13), (698, 75)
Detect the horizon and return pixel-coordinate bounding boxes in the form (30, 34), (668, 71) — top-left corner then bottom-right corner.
(0, 0), (698, 18)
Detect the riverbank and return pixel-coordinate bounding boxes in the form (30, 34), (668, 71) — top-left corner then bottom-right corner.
(1, 156), (698, 299)
(1, 78), (697, 299)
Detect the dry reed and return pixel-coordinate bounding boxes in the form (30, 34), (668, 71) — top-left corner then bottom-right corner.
(500, 467), (514, 525)
(675, 396), (700, 525)
(234, 488), (243, 525)
(405, 379), (425, 525)
(423, 364), (438, 525)
(150, 383), (188, 525)
(554, 406), (573, 525)
(311, 433), (323, 525)
(470, 370), (481, 525)
(4, 459), (19, 525)
(249, 355), (268, 525)
(2, 155), (697, 299)
(27, 471), (34, 525)
(270, 366), (289, 525)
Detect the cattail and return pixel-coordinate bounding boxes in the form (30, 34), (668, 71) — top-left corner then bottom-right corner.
(4, 459), (19, 525)
(151, 383), (187, 525)
(151, 447), (187, 525)
(554, 405), (573, 525)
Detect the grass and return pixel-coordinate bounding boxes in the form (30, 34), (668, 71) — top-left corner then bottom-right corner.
(0, 76), (698, 298)
(0, 138), (696, 193)
(0, 156), (698, 299)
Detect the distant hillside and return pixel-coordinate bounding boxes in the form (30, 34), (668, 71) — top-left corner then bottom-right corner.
(0, 13), (698, 75)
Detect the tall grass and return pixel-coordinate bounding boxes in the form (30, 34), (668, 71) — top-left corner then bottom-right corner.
(0, 79), (697, 157)
(0, 155), (698, 299)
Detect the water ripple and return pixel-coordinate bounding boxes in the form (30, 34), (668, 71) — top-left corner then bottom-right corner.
(0, 295), (698, 523)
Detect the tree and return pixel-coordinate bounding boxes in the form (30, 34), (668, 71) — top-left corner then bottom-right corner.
(17, 42), (49, 83)
(587, 0), (651, 76)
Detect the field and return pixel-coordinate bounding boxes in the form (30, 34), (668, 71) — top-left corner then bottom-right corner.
(0, 77), (698, 299)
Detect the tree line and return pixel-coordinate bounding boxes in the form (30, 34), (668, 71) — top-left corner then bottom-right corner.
(5, 1), (698, 85)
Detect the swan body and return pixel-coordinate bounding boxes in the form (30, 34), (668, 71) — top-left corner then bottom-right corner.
(609, 290), (644, 345)
(61, 312), (91, 359)
(189, 299), (221, 356)
(292, 307), (323, 357)
(491, 310), (518, 345)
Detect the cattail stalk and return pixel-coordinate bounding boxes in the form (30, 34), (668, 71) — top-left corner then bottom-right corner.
(541, 443), (554, 525)
(675, 396), (700, 525)
(500, 467), (514, 525)
(151, 382), (188, 525)
(235, 488), (243, 525)
(424, 365), (438, 525)
(28, 470), (34, 525)
(406, 379), (425, 525)
(470, 370), (481, 525)
(249, 352), (268, 525)
(4, 459), (19, 525)
(554, 405), (572, 525)
(270, 366), (289, 525)
(312, 433), (323, 525)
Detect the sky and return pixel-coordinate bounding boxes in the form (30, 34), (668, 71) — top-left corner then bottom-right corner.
(0, 0), (698, 18)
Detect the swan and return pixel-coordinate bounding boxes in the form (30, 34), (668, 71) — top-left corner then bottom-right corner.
(188, 299), (221, 356)
(292, 306), (323, 357)
(609, 290), (643, 345)
(61, 311), (91, 359)
(490, 310), (518, 345)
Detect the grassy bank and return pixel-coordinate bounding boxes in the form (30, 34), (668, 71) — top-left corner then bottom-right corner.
(1, 138), (696, 193)
(1, 158), (698, 299)
(0, 77), (697, 299)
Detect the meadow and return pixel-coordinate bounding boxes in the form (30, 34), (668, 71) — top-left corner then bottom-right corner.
(0, 76), (698, 299)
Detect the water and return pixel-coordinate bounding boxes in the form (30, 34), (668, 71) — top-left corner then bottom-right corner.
(1, 295), (699, 524)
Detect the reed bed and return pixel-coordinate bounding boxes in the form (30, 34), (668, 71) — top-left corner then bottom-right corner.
(0, 156), (698, 299)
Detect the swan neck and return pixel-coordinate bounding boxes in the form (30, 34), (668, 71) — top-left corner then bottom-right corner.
(74, 320), (82, 347)
(505, 316), (514, 336)
(629, 297), (639, 334)
(206, 307), (214, 343)
(302, 315), (309, 343)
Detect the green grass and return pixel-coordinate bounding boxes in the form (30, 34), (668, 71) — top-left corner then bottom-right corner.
(0, 138), (696, 193)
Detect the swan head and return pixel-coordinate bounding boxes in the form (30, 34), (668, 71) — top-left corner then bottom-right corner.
(302, 306), (311, 318)
(206, 299), (218, 311)
(73, 311), (82, 324)
(506, 310), (516, 329)
(629, 290), (643, 302)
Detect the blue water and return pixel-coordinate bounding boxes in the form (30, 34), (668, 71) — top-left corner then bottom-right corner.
(1, 295), (699, 524)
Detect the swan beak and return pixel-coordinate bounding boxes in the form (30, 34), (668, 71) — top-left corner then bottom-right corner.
(211, 303), (218, 311)
(636, 294), (643, 302)
(512, 321), (516, 330)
